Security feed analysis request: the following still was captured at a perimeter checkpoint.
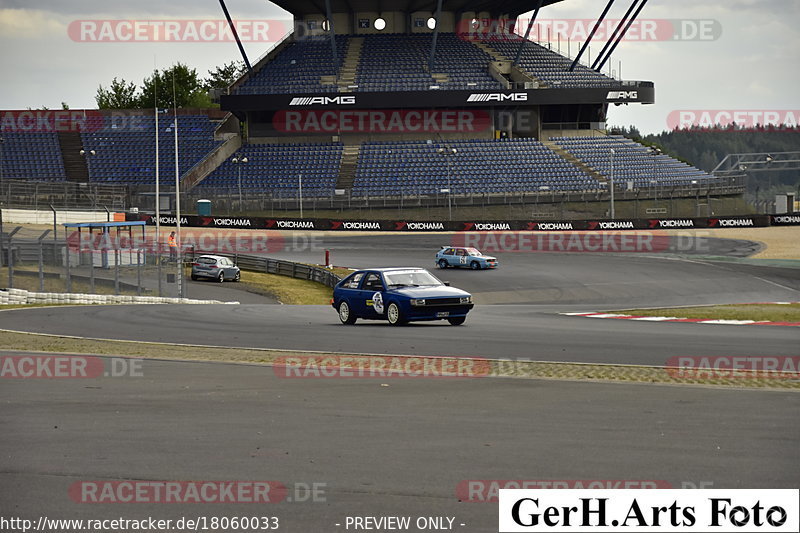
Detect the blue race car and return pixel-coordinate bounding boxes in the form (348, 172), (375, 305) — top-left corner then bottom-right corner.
(332, 267), (474, 326)
(435, 246), (498, 270)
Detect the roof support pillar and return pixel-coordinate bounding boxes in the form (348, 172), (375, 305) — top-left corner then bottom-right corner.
(591, 0), (640, 70)
(428, 0), (444, 73)
(513, 0), (545, 68)
(595, 0), (649, 72)
(325, 0), (339, 76)
(218, 0), (252, 73)
(569, 0), (616, 71)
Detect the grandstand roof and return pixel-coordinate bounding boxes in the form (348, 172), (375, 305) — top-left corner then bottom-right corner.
(271, 0), (566, 18)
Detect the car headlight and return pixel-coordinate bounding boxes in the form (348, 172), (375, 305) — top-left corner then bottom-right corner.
(460, 296), (472, 304)
(410, 299), (426, 306)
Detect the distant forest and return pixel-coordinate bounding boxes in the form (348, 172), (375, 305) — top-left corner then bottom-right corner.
(614, 126), (800, 198)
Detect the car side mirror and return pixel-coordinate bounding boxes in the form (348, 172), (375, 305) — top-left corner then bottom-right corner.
(443, 281), (450, 286)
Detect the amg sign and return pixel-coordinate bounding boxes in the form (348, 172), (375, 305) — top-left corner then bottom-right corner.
(606, 91), (639, 100)
(289, 96), (356, 106)
(467, 93), (528, 103)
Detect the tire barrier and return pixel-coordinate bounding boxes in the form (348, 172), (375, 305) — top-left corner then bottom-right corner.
(0, 288), (237, 306)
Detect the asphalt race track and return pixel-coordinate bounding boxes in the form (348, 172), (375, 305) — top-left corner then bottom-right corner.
(2, 302), (798, 365)
(1, 234), (798, 365)
(2, 359), (798, 531)
(2, 232), (798, 531)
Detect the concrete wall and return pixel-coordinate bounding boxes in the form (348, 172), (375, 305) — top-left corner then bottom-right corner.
(297, 13), (351, 35)
(297, 11), (469, 35)
(2, 209), (124, 225)
(182, 135), (242, 190)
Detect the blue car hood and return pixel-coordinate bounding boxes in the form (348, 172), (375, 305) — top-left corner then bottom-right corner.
(387, 285), (471, 299)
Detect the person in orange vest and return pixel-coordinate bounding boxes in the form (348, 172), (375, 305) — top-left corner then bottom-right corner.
(168, 231), (177, 261)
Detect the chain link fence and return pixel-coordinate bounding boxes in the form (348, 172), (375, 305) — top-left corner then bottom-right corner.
(1, 226), (341, 298)
(0, 179), (129, 210)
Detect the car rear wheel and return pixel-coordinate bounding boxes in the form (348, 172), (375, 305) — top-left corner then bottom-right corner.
(338, 301), (357, 325)
(470, 261), (481, 270)
(191, 274), (198, 281)
(448, 317), (466, 326)
(218, 271), (225, 282)
(438, 259), (448, 269)
(386, 302), (406, 326)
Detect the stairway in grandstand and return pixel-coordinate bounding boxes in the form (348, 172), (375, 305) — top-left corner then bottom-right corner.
(541, 138), (607, 185)
(58, 131), (90, 182)
(331, 37), (363, 91)
(551, 136), (717, 188)
(471, 39), (547, 88)
(478, 35), (617, 88)
(335, 144), (361, 192)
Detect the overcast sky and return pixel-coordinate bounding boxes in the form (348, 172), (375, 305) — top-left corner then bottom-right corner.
(1, 0), (798, 134)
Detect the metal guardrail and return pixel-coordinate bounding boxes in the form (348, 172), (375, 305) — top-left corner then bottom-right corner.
(187, 248), (342, 289)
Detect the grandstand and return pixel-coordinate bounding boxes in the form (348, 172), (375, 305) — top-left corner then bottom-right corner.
(80, 113), (223, 185)
(354, 139), (598, 197)
(0, 132), (66, 181)
(0, 0), (743, 214)
(551, 136), (715, 188)
(197, 142), (343, 198)
(234, 35), (349, 95)
(477, 34), (619, 88)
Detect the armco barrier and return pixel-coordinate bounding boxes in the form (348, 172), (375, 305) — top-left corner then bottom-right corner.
(130, 213), (788, 231)
(0, 288), (238, 306)
(186, 251), (342, 289)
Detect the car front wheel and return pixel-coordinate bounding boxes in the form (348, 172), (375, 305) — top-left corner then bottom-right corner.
(448, 317), (466, 326)
(234, 271), (241, 282)
(386, 302), (406, 326)
(338, 301), (357, 324)
(470, 261), (481, 270)
(438, 259), (448, 269)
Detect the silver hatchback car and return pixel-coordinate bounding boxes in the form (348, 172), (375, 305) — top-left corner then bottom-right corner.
(190, 255), (241, 282)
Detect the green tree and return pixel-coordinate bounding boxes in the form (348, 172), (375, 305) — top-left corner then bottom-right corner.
(203, 60), (246, 91)
(95, 77), (139, 109)
(137, 63), (206, 109)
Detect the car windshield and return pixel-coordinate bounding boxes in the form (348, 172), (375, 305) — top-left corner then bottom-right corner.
(465, 248), (482, 256)
(384, 270), (443, 288)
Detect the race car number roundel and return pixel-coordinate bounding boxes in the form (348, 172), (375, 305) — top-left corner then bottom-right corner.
(372, 292), (385, 314)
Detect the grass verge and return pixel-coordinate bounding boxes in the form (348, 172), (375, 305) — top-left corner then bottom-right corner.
(239, 271), (333, 304)
(618, 303), (800, 322)
(0, 328), (796, 389)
